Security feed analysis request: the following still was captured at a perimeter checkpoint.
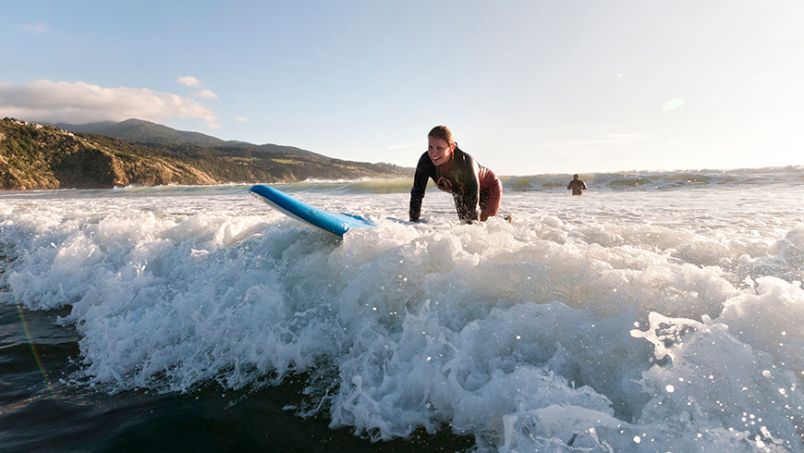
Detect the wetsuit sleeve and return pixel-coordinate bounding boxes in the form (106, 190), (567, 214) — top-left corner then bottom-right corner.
(454, 153), (480, 222)
(409, 153), (433, 222)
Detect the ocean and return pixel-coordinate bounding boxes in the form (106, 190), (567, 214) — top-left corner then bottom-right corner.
(1, 167), (802, 452)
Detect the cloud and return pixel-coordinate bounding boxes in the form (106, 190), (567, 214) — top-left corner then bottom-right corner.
(661, 97), (685, 111)
(20, 23), (49, 34)
(0, 80), (220, 128)
(177, 76), (203, 87)
(234, 116), (248, 123)
(178, 77), (219, 101)
(194, 89), (219, 100)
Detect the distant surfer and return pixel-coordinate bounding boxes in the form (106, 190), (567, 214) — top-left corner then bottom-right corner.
(409, 125), (503, 223)
(567, 174), (587, 195)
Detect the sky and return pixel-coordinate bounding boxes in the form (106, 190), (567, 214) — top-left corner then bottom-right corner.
(2, 0), (803, 175)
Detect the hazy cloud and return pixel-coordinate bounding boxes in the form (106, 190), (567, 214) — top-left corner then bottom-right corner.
(661, 97), (685, 111)
(234, 116), (248, 123)
(20, 23), (49, 34)
(0, 80), (220, 128)
(177, 76), (203, 87)
(194, 89), (219, 100)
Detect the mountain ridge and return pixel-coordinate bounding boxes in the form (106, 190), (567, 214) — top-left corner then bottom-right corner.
(57, 118), (284, 148)
(55, 118), (371, 163)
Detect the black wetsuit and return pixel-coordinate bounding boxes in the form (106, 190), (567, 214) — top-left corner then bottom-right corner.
(567, 179), (587, 195)
(409, 147), (500, 222)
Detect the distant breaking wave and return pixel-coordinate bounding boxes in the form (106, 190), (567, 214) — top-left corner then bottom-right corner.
(504, 166), (804, 193)
(274, 166), (804, 194)
(10, 166), (800, 197)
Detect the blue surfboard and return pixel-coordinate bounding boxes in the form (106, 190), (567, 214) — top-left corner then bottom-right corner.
(249, 184), (375, 236)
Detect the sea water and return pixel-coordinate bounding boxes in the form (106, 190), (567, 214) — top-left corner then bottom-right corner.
(1, 168), (802, 452)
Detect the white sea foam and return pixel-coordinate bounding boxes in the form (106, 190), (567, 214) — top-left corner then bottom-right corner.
(1, 182), (802, 452)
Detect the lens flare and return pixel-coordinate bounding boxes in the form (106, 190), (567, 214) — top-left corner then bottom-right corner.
(16, 304), (54, 393)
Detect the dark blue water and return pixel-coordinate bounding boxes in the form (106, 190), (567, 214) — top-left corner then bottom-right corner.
(0, 305), (472, 452)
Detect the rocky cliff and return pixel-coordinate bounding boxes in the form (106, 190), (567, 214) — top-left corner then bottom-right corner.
(0, 118), (409, 190)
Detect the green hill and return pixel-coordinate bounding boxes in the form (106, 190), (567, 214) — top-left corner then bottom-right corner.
(55, 118), (232, 147)
(0, 118), (409, 190)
